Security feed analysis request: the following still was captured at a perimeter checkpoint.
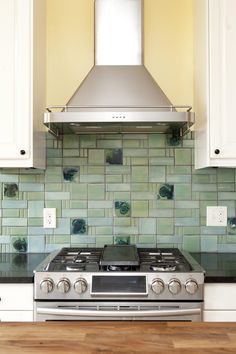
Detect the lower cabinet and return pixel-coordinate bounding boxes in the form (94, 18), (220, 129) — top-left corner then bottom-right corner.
(204, 283), (236, 322)
(0, 284), (33, 322)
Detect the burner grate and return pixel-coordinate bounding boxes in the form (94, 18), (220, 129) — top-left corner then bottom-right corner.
(138, 248), (192, 272)
(47, 248), (102, 271)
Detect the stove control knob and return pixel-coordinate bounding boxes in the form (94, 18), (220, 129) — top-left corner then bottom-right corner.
(185, 280), (198, 295)
(168, 279), (181, 295)
(40, 278), (54, 293)
(74, 279), (87, 294)
(57, 278), (71, 293)
(151, 279), (165, 295)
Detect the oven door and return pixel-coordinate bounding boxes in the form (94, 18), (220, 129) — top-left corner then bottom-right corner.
(35, 301), (202, 322)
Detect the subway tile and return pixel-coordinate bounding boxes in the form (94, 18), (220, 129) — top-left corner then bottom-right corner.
(88, 184), (105, 200)
(149, 209), (174, 218)
(2, 200), (28, 209)
(149, 149), (165, 157)
(131, 158), (149, 165)
(88, 150), (105, 165)
(150, 157), (174, 165)
(131, 166), (148, 183)
(87, 209), (105, 217)
(106, 175), (123, 183)
(28, 201), (44, 217)
(96, 227), (113, 235)
(123, 140), (140, 148)
(106, 165), (130, 175)
(139, 218), (156, 234)
(175, 218), (199, 226)
(217, 168), (235, 183)
(219, 192), (236, 200)
(183, 236), (200, 252)
(149, 166), (165, 182)
(175, 201), (199, 209)
(192, 184), (217, 192)
(131, 201), (148, 217)
(62, 149), (81, 158)
(131, 192), (156, 200)
(114, 218), (131, 226)
(88, 218), (113, 226)
(63, 157), (87, 166)
(123, 149), (148, 157)
(28, 236), (45, 253)
(157, 218), (174, 235)
(175, 149), (192, 165)
(0, 132), (235, 253)
(114, 227), (138, 235)
(45, 192), (70, 200)
(95, 236), (114, 246)
(123, 134), (147, 140)
(80, 174), (105, 183)
(106, 184), (130, 192)
(148, 134), (166, 148)
(71, 236), (96, 244)
(88, 201), (113, 209)
(63, 134), (80, 148)
(97, 140), (122, 148)
(80, 135), (96, 148)
(2, 218), (27, 227)
(131, 183), (149, 192)
(62, 209), (87, 218)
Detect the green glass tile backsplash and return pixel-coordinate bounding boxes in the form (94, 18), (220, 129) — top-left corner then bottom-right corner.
(0, 132), (236, 253)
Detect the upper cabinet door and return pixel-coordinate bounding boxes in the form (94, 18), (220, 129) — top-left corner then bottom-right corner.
(194, 0), (236, 168)
(209, 0), (236, 159)
(0, 0), (46, 168)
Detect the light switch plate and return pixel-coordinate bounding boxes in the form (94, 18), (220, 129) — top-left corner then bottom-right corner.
(206, 206), (227, 227)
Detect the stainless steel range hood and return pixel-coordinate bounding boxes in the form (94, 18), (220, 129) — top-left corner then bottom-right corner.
(45, 0), (194, 136)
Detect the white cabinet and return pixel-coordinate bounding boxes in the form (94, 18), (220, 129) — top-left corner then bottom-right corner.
(0, 284), (33, 322)
(204, 283), (236, 321)
(0, 0), (46, 168)
(194, 0), (236, 168)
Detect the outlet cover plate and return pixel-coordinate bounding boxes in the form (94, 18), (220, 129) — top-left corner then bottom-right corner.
(43, 208), (56, 228)
(206, 206), (227, 227)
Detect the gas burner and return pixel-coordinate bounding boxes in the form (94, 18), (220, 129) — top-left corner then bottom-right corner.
(66, 264), (86, 271)
(74, 256), (86, 264)
(150, 263), (177, 272)
(107, 265), (132, 272)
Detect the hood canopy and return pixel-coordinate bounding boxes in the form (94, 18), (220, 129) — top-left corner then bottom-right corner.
(45, 0), (194, 136)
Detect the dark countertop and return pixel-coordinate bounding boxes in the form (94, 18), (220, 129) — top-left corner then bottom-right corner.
(0, 253), (48, 283)
(191, 252), (236, 283)
(0, 252), (236, 284)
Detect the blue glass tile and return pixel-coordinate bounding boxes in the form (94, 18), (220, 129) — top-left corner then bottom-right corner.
(3, 183), (19, 199)
(157, 184), (174, 200)
(105, 149), (123, 165)
(114, 201), (131, 217)
(63, 167), (79, 182)
(71, 218), (87, 235)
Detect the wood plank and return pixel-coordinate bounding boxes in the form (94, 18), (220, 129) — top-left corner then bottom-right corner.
(0, 322), (236, 354)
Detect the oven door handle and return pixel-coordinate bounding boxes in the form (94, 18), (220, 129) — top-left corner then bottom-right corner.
(36, 307), (201, 318)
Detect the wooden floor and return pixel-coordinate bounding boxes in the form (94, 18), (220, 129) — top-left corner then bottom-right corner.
(0, 322), (236, 353)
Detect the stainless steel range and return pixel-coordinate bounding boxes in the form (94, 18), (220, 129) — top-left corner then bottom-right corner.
(34, 245), (205, 321)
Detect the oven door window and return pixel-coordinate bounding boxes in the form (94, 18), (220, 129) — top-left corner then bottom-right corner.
(91, 275), (147, 295)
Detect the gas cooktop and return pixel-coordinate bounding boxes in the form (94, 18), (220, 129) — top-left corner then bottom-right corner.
(34, 245), (205, 302)
(39, 245), (199, 273)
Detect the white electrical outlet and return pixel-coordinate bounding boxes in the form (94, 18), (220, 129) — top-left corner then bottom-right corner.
(43, 208), (56, 228)
(206, 206), (227, 227)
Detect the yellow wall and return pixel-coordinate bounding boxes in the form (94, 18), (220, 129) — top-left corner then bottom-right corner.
(46, 0), (94, 106)
(144, 0), (193, 108)
(47, 0), (193, 108)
